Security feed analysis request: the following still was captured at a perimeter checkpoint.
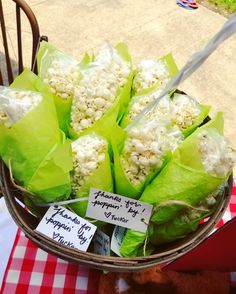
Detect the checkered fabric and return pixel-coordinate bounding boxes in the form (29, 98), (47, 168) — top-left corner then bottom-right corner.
(0, 231), (100, 294)
(1, 181), (236, 293)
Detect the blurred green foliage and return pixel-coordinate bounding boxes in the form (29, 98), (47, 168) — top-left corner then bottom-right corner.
(209, 0), (236, 12)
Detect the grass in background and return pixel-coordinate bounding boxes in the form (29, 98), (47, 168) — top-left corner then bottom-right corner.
(209, 0), (236, 12)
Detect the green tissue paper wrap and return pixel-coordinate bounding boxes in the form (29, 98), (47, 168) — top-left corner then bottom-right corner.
(141, 112), (226, 225)
(120, 229), (148, 257)
(37, 41), (81, 135)
(70, 134), (114, 218)
(112, 124), (170, 199)
(114, 43), (134, 121)
(120, 112), (229, 256)
(120, 209), (207, 257)
(149, 209), (210, 246)
(69, 43), (134, 141)
(0, 69), (73, 203)
(149, 185), (226, 246)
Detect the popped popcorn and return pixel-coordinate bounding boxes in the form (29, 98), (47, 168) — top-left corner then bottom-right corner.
(71, 134), (108, 195)
(95, 43), (131, 87)
(126, 90), (171, 123)
(198, 130), (236, 178)
(42, 58), (80, 100)
(124, 88), (202, 132)
(121, 120), (183, 186)
(171, 93), (201, 131)
(0, 87), (42, 127)
(132, 59), (170, 94)
(71, 44), (131, 134)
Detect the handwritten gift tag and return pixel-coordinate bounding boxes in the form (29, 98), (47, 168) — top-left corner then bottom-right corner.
(35, 206), (97, 252)
(86, 189), (153, 233)
(93, 229), (110, 256)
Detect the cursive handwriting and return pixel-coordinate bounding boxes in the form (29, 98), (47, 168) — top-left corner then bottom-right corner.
(94, 190), (121, 202)
(51, 207), (81, 225)
(91, 200), (120, 210)
(125, 200), (141, 209)
(104, 212), (128, 223)
(77, 223), (92, 245)
(45, 217), (71, 232)
(53, 232), (75, 248)
(127, 207), (139, 218)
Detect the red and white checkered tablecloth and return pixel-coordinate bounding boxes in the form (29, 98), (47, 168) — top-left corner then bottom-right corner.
(1, 181), (236, 294)
(0, 230), (100, 294)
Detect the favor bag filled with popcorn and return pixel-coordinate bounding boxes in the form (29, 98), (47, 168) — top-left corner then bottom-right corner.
(120, 186), (223, 257)
(170, 92), (210, 137)
(132, 53), (178, 95)
(69, 132), (113, 217)
(112, 107), (183, 199)
(69, 42), (134, 140)
(149, 185), (225, 246)
(37, 41), (82, 134)
(120, 112), (235, 256)
(120, 54), (179, 127)
(120, 86), (172, 128)
(141, 112), (235, 224)
(0, 69), (73, 203)
(121, 88), (210, 133)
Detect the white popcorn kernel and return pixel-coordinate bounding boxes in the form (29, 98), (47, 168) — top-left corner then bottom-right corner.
(86, 162), (97, 170)
(80, 119), (90, 128)
(85, 108), (94, 116)
(126, 91), (171, 124)
(134, 141), (145, 153)
(41, 56), (80, 100)
(121, 118), (183, 186)
(149, 156), (160, 166)
(132, 59), (170, 94)
(138, 156), (149, 167)
(66, 83), (73, 91)
(0, 87), (42, 127)
(150, 142), (160, 153)
(198, 130), (236, 178)
(171, 93), (201, 131)
(94, 98), (106, 108)
(61, 93), (68, 99)
(71, 134), (108, 195)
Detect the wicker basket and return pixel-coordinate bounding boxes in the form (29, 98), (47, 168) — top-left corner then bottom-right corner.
(0, 158), (232, 272)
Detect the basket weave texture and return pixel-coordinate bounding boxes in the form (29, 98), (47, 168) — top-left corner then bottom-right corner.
(0, 159), (232, 272)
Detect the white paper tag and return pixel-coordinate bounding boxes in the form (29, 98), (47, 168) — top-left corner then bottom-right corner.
(111, 226), (127, 256)
(86, 189), (153, 233)
(93, 229), (110, 256)
(35, 206), (97, 252)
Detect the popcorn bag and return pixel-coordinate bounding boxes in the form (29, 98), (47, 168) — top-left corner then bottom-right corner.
(37, 41), (83, 136)
(69, 133), (113, 218)
(132, 53), (179, 95)
(1, 15), (236, 271)
(120, 112), (235, 257)
(120, 53), (179, 127)
(68, 42), (134, 140)
(0, 69), (72, 203)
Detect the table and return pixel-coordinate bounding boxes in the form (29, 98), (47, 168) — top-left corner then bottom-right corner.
(1, 181), (236, 293)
